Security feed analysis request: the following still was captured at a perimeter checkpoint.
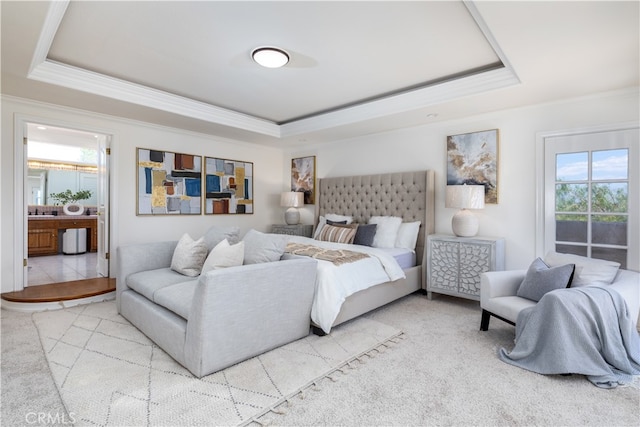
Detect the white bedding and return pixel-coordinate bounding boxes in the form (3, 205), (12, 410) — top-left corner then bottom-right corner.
(286, 236), (406, 333)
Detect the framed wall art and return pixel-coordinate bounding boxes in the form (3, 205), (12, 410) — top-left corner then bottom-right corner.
(446, 129), (499, 204)
(291, 155), (316, 204)
(204, 157), (253, 214)
(137, 148), (202, 215)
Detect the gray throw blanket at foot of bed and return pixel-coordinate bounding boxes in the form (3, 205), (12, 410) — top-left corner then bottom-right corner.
(499, 286), (640, 388)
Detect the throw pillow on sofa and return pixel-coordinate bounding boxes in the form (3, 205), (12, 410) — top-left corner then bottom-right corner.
(544, 251), (620, 287)
(243, 229), (287, 264)
(202, 225), (241, 250)
(516, 257), (575, 302)
(171, 233), (209, 276)
(201, 239), (245, 274)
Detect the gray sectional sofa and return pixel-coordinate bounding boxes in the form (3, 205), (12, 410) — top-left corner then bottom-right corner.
(116, 227), (318, 378)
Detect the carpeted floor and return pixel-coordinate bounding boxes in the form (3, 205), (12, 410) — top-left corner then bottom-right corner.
(2, 293), (639, 426)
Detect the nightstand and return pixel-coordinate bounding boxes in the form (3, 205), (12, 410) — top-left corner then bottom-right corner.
(426, 234), (505, 301)
(271, 224), (314, 238)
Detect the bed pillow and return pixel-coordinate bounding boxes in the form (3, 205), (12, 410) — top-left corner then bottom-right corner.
(517, 257), (575, 302)
(313, 214), (354, 239)
(242, 229), (287, 264)
(543, 251), (620, 287)
(170, 233), (209, 276)
(369, 216), (402, 248)
(202, 225), (241, 250)
(395, 221), (421, 250)
(317, 224), (357, 244)
(353, 223), (377, 247)
(201, 239), (245, 274)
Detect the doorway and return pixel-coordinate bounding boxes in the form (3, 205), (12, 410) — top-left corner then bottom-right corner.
(21, 121), (111, 290)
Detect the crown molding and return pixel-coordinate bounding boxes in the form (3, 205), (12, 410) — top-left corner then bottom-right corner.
(27, 0), (520, 139)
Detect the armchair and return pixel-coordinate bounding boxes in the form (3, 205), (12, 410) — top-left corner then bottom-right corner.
(480, 255), (640, 331)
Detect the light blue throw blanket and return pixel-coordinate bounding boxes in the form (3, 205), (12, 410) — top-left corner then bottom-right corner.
(499, 286), (640, 388)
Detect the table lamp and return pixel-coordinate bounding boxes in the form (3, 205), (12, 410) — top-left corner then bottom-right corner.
(445, 185), (485, 237)
(281, 192), (304, 225)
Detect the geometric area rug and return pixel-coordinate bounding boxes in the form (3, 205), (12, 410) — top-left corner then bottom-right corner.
(32, 301), (404, 426)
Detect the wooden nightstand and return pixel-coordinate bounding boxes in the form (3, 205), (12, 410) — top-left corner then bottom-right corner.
(271, 224), (314, 238)
(426, 234), (505, 301)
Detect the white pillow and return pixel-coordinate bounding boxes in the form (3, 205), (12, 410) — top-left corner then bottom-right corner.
(313, 214), (354, 239)
(543, 251), (620, 287)
(201, 239), (245, 274)
(369, 216), (402, 248)
(395, 221), (421, 250)
(170, 233), (209, 276)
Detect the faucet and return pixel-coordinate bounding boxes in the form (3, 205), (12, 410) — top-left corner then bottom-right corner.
(35, 208), (38, 215)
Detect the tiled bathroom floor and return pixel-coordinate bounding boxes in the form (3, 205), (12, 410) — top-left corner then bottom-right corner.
(27, 252), (99, 286)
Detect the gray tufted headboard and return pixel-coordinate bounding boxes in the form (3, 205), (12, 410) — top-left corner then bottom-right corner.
(315, 170), (435, 264)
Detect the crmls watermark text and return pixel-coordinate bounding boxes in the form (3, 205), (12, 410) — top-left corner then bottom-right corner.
(25, 412), (77, 425)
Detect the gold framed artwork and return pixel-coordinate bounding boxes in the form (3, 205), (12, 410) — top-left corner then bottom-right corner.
(204, 157), (254, 214)
(291, 155), (316, 204)
(136, 148), (202, 215)
(446, 129), (499, 204)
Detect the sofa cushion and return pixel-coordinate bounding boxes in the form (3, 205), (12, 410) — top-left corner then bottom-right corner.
(202, 239), (245, 274)
(202, 225), (241, 250)
(127, 268), (197, 301)
(171, 233), (208, 276)
(517, 258), (575, 302)
(544, 251), (620, 287)
(243, 229), (287, 264)
(153, 281), (197, 320)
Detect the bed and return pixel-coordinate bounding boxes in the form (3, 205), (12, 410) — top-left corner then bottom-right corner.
(287, 170), (435, 334)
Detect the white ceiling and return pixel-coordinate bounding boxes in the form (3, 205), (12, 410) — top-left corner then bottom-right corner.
(2, 1), (638, 147)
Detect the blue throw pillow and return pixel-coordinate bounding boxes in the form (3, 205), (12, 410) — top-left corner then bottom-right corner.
(516, 257), (575, 302)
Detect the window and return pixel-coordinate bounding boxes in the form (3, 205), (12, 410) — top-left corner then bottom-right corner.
(540, 126), (639, 270)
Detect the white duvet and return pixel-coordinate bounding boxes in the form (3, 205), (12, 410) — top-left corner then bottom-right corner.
(286, 236), (406, 333)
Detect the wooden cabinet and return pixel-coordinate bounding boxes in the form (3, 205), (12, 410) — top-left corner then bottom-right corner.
(28, 228), (58, 256)
(28, 217), (98, 256)
(426, 234), (505, 301)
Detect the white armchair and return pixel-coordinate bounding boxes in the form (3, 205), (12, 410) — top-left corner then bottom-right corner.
(480, 256), (640, 331)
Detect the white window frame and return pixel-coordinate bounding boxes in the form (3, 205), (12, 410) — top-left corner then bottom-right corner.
(535, 122), (639, 270)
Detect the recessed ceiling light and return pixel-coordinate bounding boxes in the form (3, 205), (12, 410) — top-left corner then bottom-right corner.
(252, 47), (289, 68)
(37, 126), (47, 130)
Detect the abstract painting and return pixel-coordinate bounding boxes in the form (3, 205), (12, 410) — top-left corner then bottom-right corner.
(137, 148), (202, 215)
(447, 129), (499, 204)
(204, 157), (253, 214)
(291, 156), (316, 204)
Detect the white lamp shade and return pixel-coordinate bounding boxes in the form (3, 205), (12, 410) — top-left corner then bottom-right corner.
(280, 192), (304, 207)
(445, 185), (485, 209)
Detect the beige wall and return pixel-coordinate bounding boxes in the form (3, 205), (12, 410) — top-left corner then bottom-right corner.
(287, 89), (640, 270)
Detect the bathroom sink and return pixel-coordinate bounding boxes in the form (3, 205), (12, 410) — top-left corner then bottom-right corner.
(29, 215), (56, 218)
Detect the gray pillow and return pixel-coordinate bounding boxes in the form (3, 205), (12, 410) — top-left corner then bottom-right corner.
(242, 229), (287, 264)
(353, 223), (377, 247)
(202, 225), (240, 250)
(517, 257), (575, 302)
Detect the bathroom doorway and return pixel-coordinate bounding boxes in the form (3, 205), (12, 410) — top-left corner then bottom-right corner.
(23, 122), (111, 288)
